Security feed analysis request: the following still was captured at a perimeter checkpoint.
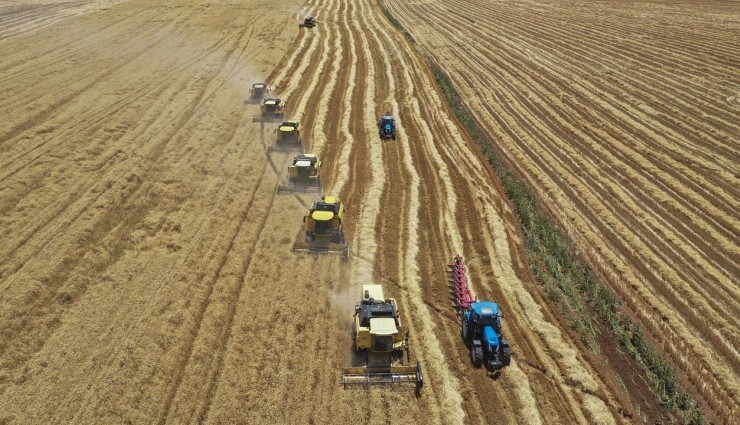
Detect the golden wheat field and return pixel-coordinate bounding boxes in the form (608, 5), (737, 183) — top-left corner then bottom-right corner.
(0, 0), (736, 424)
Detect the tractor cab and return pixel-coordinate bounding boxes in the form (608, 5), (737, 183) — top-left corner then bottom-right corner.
(470, 303), (502, 334)
(378, 114), (396, 140)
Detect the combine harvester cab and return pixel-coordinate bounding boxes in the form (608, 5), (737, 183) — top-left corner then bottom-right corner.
(454, 256), (511, 372)
(292, 196), (349, 260)
(378, 113), (396, 140)
(268, 120), (302, 153)
(342, 285), (423, 392)
(277, 154), (322, 195)
(246, 82), (270, 104)
(254, 97), (285, 122)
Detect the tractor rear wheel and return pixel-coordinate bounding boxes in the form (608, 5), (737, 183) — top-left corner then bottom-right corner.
(461, 316), (469, 344)
(501, 340), (511, 366)
(471, 346), (483, 368)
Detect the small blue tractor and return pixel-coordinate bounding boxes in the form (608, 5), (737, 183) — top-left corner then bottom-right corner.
(461, 301), (511, 371)
(378, 113), (396, 140)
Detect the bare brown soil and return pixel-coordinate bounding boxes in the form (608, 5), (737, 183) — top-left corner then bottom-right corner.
(0, 0), (734, 424)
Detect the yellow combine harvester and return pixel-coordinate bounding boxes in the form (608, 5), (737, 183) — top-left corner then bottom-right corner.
(292, 196), (349, 259)
(245, 82), (270, 104)
(277, 154), (322, 194)
(253, 97), (285, 122)
(342, 285), (424, 391)
(268, 120), (302, 152)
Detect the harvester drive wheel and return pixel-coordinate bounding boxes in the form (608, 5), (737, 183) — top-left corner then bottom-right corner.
(471, 346), (483, 368)
(415, 362), (424, 393)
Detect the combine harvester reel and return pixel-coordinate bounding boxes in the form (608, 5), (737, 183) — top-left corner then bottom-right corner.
(453, 255), (511, 373)
(292, 196), (349, 260)
(341, 285), (424, 393)
(277, 154), (322, 195)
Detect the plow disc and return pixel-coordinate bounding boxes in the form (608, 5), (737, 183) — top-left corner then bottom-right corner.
(452, 255), (476, 311)
(341, 362), (423, 391)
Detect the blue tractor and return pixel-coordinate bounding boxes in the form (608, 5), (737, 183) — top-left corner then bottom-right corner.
(461, 301), (511, 371)
(378, 114), (396, 140)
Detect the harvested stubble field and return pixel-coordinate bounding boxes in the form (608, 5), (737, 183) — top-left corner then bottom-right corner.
(0, 0), (735, 424)
(385, 0), (739, 423)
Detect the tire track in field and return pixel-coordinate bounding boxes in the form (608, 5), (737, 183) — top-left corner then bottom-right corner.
(347, 0), (383, 288)
(0, 5), (276, 413)
(0, 5), (207, 175)
(0, 1), (123, 41)
(0, 15), (259, 281)
(159, 3), (339, 420)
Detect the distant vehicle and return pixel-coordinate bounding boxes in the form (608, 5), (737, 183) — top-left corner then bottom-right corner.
(299, 16), (316, 29)
(246, 82), (270, 104)
(378, 113), (396, 140)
